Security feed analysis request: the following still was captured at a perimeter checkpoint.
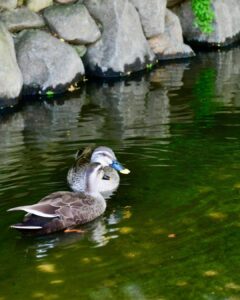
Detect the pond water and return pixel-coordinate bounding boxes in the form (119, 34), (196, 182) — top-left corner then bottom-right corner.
(1, 46), (240, 300)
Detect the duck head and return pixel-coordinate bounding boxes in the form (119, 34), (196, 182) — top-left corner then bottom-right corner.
(91, 146), (130, 174)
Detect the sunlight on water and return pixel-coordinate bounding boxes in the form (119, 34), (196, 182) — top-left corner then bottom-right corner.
(0, 47), (240, 299)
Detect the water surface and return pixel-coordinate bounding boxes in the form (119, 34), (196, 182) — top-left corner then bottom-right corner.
(1, 47), (240, 300)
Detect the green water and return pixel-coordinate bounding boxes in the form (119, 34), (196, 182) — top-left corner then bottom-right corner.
(1, 47), (240, 300)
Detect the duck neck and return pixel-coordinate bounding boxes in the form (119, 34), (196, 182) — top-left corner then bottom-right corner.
(91, 156), (107, 167)
(85, 172), (99, 195)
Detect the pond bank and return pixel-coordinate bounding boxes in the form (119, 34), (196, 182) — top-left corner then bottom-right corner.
(0, 0), (240, 108)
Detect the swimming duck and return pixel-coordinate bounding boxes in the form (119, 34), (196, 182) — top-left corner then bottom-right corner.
(8, 163), (110, 236)
(67, 146), (130, 195)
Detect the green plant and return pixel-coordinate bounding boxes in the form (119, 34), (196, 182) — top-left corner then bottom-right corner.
(46, 90), (55, 97)
(191, 0), (215, 34)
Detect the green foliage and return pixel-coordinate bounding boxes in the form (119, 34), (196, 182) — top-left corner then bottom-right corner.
(146, 63), (154, 71)
(191, 0), (215, 34)
(46, 90), (54, 97)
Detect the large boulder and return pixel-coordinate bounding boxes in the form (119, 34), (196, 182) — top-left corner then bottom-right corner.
(0, 22), (22, 107)
(0, 7), (45, 32)
(84, 0), (155, 77)
(44, 2), (101, 44)
(167, 0), (183, 8)
(148, 9), (194, 60)
(174, 0), (240, 46)
(26, 0), (53, 12)
(0, 0), (17, 10)
(130, 0), (166, 38)
(15, 30), (84, 94)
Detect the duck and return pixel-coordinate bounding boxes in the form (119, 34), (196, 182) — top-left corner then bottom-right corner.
(8, 163), (110, 236)
(67, 146), (130, 195)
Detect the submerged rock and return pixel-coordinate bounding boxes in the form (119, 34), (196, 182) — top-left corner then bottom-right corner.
(0, 0), (17, 10)
(26, 0), (53, 12)
(130, 0), (167, 38)
(0, 22), (22, 107)
(0, 7), (45, 32)
(175, 0), (240, 47)
(84, 0), (155, 77)
(148, 9), (194, 60)
(16, 30), (84, 94)
(44, 2), (101, 44)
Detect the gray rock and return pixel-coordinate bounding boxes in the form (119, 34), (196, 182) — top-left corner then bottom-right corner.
(148, 9), (194, 60)
(130, 0), (167, 38)
(0, 22), (22, 106)
(16, 30), (84, 93)
(0, 0), (17, 10)
(84, 0), (155, 77)
(174, 0), (240, 46)
(167, 0), (183, 8)
(44, 2), (101, 44)
(0, 7), (45, 32)
(26, 0), (53, 12)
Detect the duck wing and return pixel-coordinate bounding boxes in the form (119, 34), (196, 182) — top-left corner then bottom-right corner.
(52, 192), (103, 225)
(8, 201), (60, 218)
(8, 192), (100, 223)
(7, 191), (78, 218)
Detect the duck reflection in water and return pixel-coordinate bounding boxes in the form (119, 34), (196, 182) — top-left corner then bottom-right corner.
(18, 210), (122, 259)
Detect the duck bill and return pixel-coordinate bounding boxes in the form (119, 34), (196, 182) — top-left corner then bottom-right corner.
(111, 160), (130, 174)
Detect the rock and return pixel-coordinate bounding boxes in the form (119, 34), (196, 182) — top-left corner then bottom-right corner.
(148, 9), (194, 60)
(44, 2), (101, 44)
(0, 7), (45, 32)
(130, 0), (166, 38)
(174, 0), (240, 46)
(0, 22), (22, 106)
(167, 0), (183, 8)
(73, 45), (87, 57)
(84, 0), (155, 77)
(17, 0), (24, 6)
(15, 30), (84, 94)
(0, 0), (17, 10)
(55, 0), (77, 3)
(26, 0), (53, 12)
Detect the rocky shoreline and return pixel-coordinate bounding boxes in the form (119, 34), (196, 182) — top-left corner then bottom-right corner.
(0, 0), (240, 108)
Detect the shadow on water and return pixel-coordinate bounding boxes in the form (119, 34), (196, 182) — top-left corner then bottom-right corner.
(0, 46), (240, 299)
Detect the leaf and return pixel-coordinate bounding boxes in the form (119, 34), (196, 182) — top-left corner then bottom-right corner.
(46, 90), (54, 97)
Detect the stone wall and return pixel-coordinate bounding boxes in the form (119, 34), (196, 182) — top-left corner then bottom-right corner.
(0, 0), (239, 108)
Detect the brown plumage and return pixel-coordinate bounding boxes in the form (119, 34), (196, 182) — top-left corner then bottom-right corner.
(8, 163), (107, 236)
